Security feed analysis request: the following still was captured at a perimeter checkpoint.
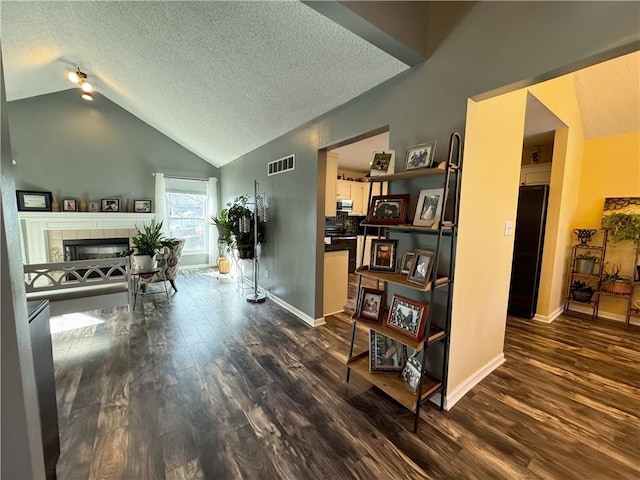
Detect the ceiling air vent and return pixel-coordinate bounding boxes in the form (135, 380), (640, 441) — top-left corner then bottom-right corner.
(268, 154), (295, 176)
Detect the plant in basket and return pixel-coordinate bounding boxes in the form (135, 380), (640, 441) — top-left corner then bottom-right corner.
(601, 264), (632, 295)
(569, 280), (595, 303)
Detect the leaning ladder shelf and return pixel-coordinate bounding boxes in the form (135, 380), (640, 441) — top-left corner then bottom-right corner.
(345, 132), (463, 433)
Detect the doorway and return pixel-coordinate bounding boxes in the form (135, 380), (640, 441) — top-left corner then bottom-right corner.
(323, 130), (389, 314)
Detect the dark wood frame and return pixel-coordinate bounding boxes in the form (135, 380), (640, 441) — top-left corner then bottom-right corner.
(16, 190), (52, 212)
(356, 286), (386, 322)
(369, 239), (398, 272)
(404, 140), (436, 170)
(369, 331), (407, 373)
(365, 194), (410, 225)
(407, 249), (436, 286)
(101, 198), (120, 212)
(385, 294), (428, 342)
(62, 198), (77, 212)
(134, 199), (152, 213)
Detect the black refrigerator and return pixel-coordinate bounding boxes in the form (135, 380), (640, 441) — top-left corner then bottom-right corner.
(508, 185), (549, 319)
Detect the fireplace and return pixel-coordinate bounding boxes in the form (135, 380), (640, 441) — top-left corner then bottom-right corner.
(64, 238), (130, 261)
(63, 238), (130, 278)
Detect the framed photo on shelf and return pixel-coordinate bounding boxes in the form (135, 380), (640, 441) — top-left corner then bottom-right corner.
(369, 331), (406, 373)
(405, 141), (436, 170)
(386, 294), (428, 342)
(407, 249), (436, 286)
(356, 287), (386, 323)
(413, 188), (445, 227)
(401, 356), (422, 393)
(101, 198), (120, 212)
(16, 190), (52, 212)
(62, 198), (77, 212)
(134, 199), (152, 213)
(88, 201), (100, 212)
(366, 194), (410, 225)
(399, 251), (415, 275)
(370, 239), (398, 272)
(369, 151), (395, 177)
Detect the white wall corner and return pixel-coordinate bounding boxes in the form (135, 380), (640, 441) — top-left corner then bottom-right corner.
(267, 291), (326, 327)
(532, 305), (564, 324)
(443, 352), (506, 411)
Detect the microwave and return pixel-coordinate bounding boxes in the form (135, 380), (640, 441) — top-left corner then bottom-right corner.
(336, 199), (353, 212)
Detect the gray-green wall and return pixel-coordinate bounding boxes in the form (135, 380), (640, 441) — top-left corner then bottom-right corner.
(7, 89), (218, 203)
(220, 1), (640, 320)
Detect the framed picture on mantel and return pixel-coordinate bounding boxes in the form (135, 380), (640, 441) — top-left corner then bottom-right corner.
(16, 190), (52, 212)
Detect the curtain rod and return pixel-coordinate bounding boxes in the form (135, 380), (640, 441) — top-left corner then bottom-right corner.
(153, 173), (215, 182)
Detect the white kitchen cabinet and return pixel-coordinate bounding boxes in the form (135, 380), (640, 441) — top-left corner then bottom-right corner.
(520, 163), (551, 185)
(337, 180), (351, 200)
(325, 152), (338, 216)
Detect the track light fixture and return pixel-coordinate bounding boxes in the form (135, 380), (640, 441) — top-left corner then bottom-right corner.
(67, 67), (93, 101)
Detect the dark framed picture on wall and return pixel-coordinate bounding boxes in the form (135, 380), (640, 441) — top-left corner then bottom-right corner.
(16, 190), (52, 212)
(101, 198), (120, 212)
(369, 239), (398, 272)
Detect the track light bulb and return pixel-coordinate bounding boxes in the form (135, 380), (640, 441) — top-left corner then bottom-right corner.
(68, 71), (79, 83)
(81, 92), (93, 101)
(81, 81), (93, 93)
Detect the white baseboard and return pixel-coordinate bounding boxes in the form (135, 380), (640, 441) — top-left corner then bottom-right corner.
(569, 304), (640, 326)
(532, 306), (564, 324)
(267, 292), (326, 327)
(443, 352), (506, 411)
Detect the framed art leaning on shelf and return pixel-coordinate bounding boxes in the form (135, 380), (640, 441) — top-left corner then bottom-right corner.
(385, 294), (428, 342)
(366, 194), (410, 225)
(369, 331), (406, 373)
(413, 188), (445, 227)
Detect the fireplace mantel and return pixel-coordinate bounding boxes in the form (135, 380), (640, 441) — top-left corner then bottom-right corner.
(19, 212), (155, 264)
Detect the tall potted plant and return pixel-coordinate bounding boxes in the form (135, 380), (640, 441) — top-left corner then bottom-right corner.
(123, 222), (174, 272)
(211, 210), (233, 273)
(225, 195), (265, 259)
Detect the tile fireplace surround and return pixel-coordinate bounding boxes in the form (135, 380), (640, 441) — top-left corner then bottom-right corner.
(18, 212), (155, 264)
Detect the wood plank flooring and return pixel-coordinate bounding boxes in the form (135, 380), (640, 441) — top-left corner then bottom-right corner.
(51, 269), (640, 479)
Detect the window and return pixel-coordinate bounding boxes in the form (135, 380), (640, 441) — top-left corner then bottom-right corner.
(165, 178), (210, 253)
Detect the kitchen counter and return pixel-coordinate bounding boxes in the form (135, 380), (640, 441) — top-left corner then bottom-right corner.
(323, 250), (348, 316)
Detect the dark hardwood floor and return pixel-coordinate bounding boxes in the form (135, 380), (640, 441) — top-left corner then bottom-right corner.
(50, 269), (640, 479)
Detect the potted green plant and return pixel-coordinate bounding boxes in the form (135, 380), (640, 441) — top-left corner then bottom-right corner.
(122, 221), (173, 272)
(225, 195), (266, 259)
(570, 280), (595, 303)
(574, 252), (600, 275)
(601, 264), (632, 295)
(211, 209), (234, 252)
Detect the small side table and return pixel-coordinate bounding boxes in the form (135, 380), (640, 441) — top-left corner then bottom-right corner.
(130, 268), (169, 309)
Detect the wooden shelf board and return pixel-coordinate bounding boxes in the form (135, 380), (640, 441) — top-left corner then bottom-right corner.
(366, 168), (447, 183)
(346, 355), (442, 411)
(573, 245), (604, 250)
(352, 316), (445, 349)
(569, 272), (601, 278)
(597, 290), (632, 299)
(361, 223), (454, 235)
(566, 298), (596, 306)
(355, 266), (448, 291)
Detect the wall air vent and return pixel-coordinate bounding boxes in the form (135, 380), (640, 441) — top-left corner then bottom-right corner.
(268, 154), (295, 176)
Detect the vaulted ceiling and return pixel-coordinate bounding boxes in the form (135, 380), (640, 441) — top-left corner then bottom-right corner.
(1, 1), (410, 167)
(2, 2), (638, 170)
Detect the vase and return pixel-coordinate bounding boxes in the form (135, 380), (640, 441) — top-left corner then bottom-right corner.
(218, 257), (231, 274)
(126, 199), (133, 213)
(575, 259), (595, 275)
(573, 228), (597, 246)
(51, 194), (60, 212)
(79, 196), (87, 212)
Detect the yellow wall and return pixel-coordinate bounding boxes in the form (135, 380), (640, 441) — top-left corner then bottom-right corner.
(449, 90), (528, 395)
(574, 132), (640, 316)
(527, 76), (585, 319)
(449, 74), (586, 401)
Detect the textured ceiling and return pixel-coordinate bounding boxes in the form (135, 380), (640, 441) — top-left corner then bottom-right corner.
(1, 1), (408, 167)
(574, 51), (640, 139)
